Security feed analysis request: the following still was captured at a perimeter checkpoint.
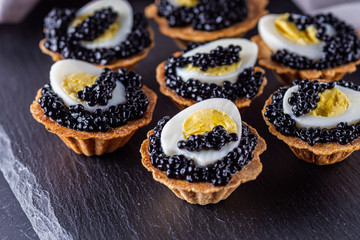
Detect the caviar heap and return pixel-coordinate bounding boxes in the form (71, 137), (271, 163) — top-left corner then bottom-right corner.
(157, 0), (248, 31)
(43, 8), (151, 65)
(148, 117), (257, 186)
(38, 68), (149, 132)
(264, 79), (360, 146)
(177, 125), (239, 151)
(272, 13), (360, 70)
(164, 45), (264, 101)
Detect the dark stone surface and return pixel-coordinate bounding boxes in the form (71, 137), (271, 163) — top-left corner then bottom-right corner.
(1, 0), (360, 239)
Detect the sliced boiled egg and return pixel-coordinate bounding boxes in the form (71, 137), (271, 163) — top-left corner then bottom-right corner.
(176, 38), (258, 85)
(160, 98), (242, 167)
(283, 85), (360, 129)
(258, 13), (335, 60)
(50, 59), (126, 112)
(167, 0), (198, 7)
(69, 0), (133, 49)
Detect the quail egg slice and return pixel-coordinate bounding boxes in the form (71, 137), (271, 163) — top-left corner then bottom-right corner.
(283, 85), (360, 129)
(161, 98), (242, 167)
(258, 14), (335, 60)
(176, 38), (258, 85)
(167, 0), (198, 7)
(69, 0), (133, 49)
(50, 59), (126, 112)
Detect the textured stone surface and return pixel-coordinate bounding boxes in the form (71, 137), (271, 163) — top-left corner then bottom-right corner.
(1, 0), (360, 239)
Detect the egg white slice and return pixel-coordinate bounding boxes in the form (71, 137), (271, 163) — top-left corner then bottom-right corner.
(70, 0), (133, 49)
(176, 38), (258, 85)
(50, 59), (126, 112)
(161, 98), (242, 167)
(283, 85), (360, 129)
(258, 14), (325, 60)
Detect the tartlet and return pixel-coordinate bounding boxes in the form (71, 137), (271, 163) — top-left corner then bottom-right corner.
(30, 59), (157, 156)
(140, 98), (266, 205)
(40, 0), (154, 71)
(262, 79), (360, 165)
(252, 13), (360, 85)
(145, 0), (268, 48)
(156, 38), (267, 110)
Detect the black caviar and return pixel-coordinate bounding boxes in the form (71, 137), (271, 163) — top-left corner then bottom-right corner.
(157, 0), (248, 31)
(43, 8), (151, 65)
(264, 79), (360, 146)
(177, 125), (238, 151)
(287, 80), (335, 117)
(38, 68), (149, 132)
(271, 13), (360, 70)
(77, 68), (118, 106)
(148, 117), (257, 186)
(69, 8), (118, 41)
(164, 45), (264, 102)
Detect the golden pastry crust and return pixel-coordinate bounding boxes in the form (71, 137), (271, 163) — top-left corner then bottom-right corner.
(30, 86), (157, 156)
(262, 93), (360, 165)
(39, 27), (155, 71)
(156, 52), (267, 110)
(140, 123), (267, 205)
(145, 0), (268, 42)
(251, 34), (360, 85)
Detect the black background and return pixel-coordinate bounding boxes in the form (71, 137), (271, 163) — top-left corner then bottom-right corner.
(1, 0), (360, 239)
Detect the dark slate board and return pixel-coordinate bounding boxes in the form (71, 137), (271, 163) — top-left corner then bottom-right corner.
(1, 0), (360, 239)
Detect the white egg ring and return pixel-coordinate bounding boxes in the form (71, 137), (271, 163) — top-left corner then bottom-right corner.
(69, 0), (134, 49)
(167, 0), (184, 7)
(176, 38), (258, 85)
(160, 98), (242, 167)
(50, 59), (126, 112)
(258, 14), (325, 60)
(283, 85), (360, 129)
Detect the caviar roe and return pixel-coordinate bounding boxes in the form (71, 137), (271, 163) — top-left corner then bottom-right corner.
(271, 13), (360, 70)
(157, 0), (248, 31)
(264, 79), (360, 146)
(177, 125), (239, 151)
(69, 8), (118, 41)
(164, 45), (264, 102)
(38, 68), (149, 132)
(148, 117), (257, 186)
(43, 8), (152, 65)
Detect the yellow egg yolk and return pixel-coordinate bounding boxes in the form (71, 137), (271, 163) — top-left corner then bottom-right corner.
(182, 109), (237, 139)
(71, 13), (120, 43)
(62, 73), (97, 101)
(186, 62), (241, 76)
(310, 88), (349, 117)
(275, 13), (319, 45)
(175, 0), (198, 7)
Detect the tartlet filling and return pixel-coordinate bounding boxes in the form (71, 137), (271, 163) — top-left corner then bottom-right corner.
(43, 8), (151, 65)
(264, 80), (360, 146)
(164, 45), (264, 101)
(271, 13), (360, 70)
(38, 68), (149, 132)
(148, 117), (257, 186)
(156, 0), (248, 31)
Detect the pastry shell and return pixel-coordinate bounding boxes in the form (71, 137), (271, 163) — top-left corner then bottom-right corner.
(39, 27), (155, 71)
(262, 94), (360, 165)
(30, 86), (157, 156)
(140, 123), (267, 205)
(145, 0), (268, 48)
(251, 34), (360, 85)
(156, 53), (267, 110)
